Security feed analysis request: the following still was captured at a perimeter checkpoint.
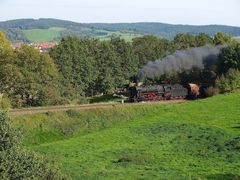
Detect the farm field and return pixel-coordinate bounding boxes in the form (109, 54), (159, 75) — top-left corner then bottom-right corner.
(13, 92), (240, 179)
(23, 27), (65, 42)
(22, 26), (141, 42)
(94, 29), (141, 41)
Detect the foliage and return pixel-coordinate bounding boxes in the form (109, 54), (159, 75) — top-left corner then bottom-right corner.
(218, 42), (240, 73)
(1, 29), (239, 107)
(195, 33), (213, 46)
(174, 33), (219, 50)
(110, 37), (138, 84)
(3, 28), (29, 43)
(0, 112), (20, 151)
(0, 32), (12, 48)
(204, 86), (219, 97)
(174, 33), (196, 49)
(216, 69), (240, 93)
(214, 32), (232, 45)
(132, 35), (175, 67)
(49, 37), (98, 97)
(50, 36), (139, 97)
(88, 94), (123, 104)
(0, 33), (61, 107)
(0, 95), (11, 110)
(13, 92), (240, 179)
(0, 111), (65, 179)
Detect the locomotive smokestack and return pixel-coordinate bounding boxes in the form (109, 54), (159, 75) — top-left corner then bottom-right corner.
(138, 45), (223, 80)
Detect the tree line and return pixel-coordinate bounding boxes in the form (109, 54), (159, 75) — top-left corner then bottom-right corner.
(0, 31), (239, 107)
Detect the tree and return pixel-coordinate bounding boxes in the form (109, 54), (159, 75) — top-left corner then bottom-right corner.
(0, 32), (11, 49)
(216, 69), (240, 92)
(174, 33), (196, 49)
(195, 33), (213, 46)
(214, 32), (232, 45)
(0, 33), (61, 107)
(132, 35), (175, 67)
(217, 43), (240, 73)
(110, 37), (138, 85)
(93, 41), (117, 93)
(50, 37), (98, 97)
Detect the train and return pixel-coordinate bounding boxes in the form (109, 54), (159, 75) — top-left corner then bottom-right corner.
(128, 83), (199, 102)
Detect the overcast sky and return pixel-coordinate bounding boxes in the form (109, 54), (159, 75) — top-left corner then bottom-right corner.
(0, 0), (239, 26)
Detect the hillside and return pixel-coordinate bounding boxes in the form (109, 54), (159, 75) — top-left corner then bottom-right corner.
(89, 22), (240, 39)
(23, 27), (65, 42)
(1, 18), (240, 42)
(12, 92), (240, 179)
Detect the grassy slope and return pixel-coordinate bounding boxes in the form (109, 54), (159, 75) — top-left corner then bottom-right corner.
(23, 26), (141, 43)
(94, 29), (141, 42)
(23, 27), (65, 42)
(12, 93), (240, 179)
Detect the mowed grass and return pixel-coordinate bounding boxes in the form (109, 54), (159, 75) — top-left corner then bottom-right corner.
(13, 93), (240, 179)
(23, 27), (65, 42)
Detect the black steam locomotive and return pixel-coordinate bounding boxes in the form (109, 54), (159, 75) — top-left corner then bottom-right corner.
(129, 83), (199, 102)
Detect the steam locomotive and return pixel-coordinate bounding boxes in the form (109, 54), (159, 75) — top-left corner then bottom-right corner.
(129, 83), (199, 102)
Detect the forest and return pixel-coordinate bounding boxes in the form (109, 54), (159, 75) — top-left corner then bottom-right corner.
(0, 31), (240, 108)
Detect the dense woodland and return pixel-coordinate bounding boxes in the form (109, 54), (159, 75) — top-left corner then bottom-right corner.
(0, 31), (239, 108)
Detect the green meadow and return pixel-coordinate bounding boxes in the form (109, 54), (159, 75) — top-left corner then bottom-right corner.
(23, 27), (141, 43)
(12, 92), (240, 179)
(23, 27), (65, 42)
(94, 29), (141, 42)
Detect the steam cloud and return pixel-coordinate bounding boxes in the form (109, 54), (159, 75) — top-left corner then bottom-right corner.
(138, 45), (223, 80)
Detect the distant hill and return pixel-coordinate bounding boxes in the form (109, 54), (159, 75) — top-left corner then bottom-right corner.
(89, 22), (240, 38)
(0, 18), (240, 42)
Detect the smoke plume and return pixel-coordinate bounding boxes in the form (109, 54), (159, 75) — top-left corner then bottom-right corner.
(138, 45), (223, 80)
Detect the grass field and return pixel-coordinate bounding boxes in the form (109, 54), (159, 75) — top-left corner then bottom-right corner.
(23, 27), (65, 42)
(95, 29), (141, 42)
(12, 93), (240, 179)
(23, 27), (141, 43)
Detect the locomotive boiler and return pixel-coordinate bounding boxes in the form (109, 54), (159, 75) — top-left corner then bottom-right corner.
(129, 83), (199, 102)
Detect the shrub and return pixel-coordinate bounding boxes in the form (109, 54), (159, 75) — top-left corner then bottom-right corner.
(216, 69), (240, 93)
(0, 95), (11, 110)
(204, 87), (219, 97)
(0, 112), (20, 151)
(78, 97), (89, 104)
(0, 111), (65, 179)
(217, 43), (240, 73)
(0, 148), (64, 180)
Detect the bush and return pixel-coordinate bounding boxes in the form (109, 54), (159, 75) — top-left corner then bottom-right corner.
(0, 95), (11, 110)
(78, 97), (89, 105)
(204, 87), (219, 97)
(0, 148), (64, 180)
(216, 69), (240, 93)
(217, 43), (240, 73)
(0, 111), (65, 179)
(0, 112), (20, 151)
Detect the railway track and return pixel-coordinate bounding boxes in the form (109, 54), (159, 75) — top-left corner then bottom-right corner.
(9, 100), (186, 116)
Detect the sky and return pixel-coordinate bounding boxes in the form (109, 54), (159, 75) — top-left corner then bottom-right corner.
(0, 0), (239, 26)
